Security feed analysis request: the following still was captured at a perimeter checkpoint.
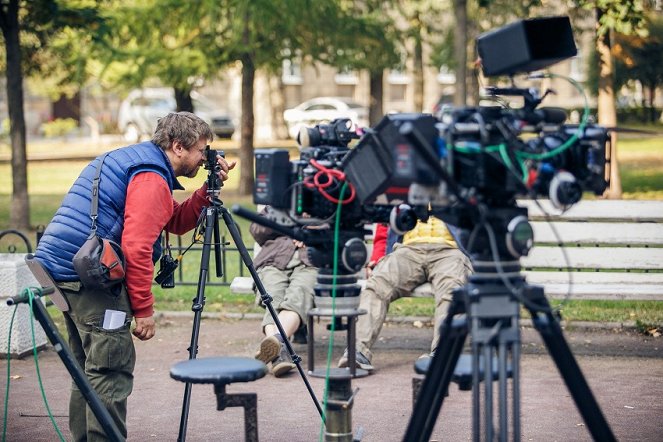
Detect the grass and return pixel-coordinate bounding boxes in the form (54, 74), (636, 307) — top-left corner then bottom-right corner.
(1, 134), (662, 328)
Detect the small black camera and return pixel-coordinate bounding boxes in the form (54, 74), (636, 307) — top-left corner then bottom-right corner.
(155, 254), (178, 288)
(204, 146), (225, 193)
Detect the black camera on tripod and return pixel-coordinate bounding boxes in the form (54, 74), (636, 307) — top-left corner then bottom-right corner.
(253, 117), (387, 230)
(204, 146), (225, 194)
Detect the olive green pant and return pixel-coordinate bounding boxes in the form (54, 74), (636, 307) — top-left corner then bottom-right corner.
(255, 254), (318, 329)
(59, 282), (135, 442)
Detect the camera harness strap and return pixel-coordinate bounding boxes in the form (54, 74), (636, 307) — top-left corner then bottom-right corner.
(88, 153), (109, 238)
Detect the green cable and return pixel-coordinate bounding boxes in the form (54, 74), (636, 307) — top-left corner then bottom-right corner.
(515, 73), (590, 162)
(318, 182), (348, 441)
(2, 305), (19, 442)
(27, 288), (66, 442)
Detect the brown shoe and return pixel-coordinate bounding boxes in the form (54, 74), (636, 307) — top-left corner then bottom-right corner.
(255, 335), (281, 364)
(271, 344), (295, 378)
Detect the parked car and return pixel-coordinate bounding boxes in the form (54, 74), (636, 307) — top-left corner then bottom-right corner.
(283, 97), (369, 139)
(117, 88), (235, 143)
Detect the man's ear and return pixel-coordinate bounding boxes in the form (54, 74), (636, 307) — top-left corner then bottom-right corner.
(171, 140), (184, 155)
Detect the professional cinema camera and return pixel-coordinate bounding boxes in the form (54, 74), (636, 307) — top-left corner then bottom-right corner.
(243, 117), (394, 310)
(235, 15), (616, 441)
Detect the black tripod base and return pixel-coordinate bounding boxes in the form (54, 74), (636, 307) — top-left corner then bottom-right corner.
(404, 277), (615, 442)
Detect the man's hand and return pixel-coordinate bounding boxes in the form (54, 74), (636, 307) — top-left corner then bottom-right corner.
(133, 316), (156, 341)
(365, 260), (377, 278)
(216, 156), (237, 182)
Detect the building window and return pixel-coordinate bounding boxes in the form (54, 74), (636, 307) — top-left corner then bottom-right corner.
(282, 58), (303, 85)
(389, 84), (407, 102)
(335, 68), (358, 85)
(388, 69), (410, 85)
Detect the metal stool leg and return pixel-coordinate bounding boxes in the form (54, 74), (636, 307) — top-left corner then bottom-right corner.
(215, 384), (259, 442)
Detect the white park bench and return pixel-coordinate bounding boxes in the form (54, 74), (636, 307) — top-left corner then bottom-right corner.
(231, 199), (663, 302)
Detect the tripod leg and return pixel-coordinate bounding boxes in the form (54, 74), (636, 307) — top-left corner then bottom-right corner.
(30, 297), (123, 442)
(217, 207), (325, 421)
(526, 291), (616, 442)
(178, 206), (217, 442)
(404, 295), (468, 442)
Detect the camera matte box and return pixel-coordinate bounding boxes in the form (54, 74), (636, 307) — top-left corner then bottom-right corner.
(477, 16), (577, 77)
(343, 114), (439, 204)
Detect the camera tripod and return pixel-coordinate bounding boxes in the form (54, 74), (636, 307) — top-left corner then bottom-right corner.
(8, 257), (123, 442)
(403, 210), (616, 442)
(177, 165), (323, 442)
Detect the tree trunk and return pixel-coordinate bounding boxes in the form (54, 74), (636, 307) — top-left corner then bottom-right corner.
(2, 0), (30, 230)
(239, 53), (255, 196)
(453, 0), (468, 106)
(647, 84), (656, 124)
(596, 10), (622, 199)
(174, 87), (194, 113)
(368, 70), (384, 126)
(413, 33), (424, 113)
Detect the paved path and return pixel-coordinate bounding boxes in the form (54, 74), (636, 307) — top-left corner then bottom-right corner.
(2, 314), (662, 441)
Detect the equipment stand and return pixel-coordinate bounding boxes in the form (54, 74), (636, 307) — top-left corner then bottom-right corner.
(306, 307), (368, 379)
(177, 198), (324, 442)
(404, 258), (616, 442)
(7, 288), (123, 442)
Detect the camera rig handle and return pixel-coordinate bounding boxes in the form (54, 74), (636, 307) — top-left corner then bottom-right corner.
(232, 205), (329, 248)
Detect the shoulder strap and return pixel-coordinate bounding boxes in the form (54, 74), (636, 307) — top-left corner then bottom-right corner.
(89, 154), (108, 234)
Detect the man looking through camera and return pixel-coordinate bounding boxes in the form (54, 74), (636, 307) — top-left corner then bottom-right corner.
(339, 217), (473, 372)
(35, 112), (236, 441)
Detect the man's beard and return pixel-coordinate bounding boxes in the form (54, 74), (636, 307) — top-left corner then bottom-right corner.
(183, 164), (201, 178)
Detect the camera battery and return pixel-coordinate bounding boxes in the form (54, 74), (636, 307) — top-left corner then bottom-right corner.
(254, 149), (292, 208)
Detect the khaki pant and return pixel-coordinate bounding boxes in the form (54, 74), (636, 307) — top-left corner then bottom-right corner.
(356, 243), (473, 360)
(255, 254), (318, 329)
(59, 281), (135, 442)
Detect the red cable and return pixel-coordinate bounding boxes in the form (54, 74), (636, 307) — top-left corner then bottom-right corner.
(307, 159), (356, 204)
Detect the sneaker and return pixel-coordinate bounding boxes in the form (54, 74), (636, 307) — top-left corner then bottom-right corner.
(271, 344), (296, 378)
(337, 348), (374, 372)
(418, 351), (435, 361)
(255, 335), (281, 364)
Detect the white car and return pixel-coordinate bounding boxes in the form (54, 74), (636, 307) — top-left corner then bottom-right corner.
(117, 88), (235, 143)
(283, 97), (369, 139)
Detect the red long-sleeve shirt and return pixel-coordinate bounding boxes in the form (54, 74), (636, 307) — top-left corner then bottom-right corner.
(370, 223), (389, 264)
(122, 172), (208, 317)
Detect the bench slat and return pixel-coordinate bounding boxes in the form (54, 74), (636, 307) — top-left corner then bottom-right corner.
(522, 247), (663, 271)
(531, 222), (663, 246)
(520, 200), (663, 222)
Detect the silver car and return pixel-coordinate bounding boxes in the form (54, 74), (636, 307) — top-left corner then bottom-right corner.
(117, 88), (235, 143)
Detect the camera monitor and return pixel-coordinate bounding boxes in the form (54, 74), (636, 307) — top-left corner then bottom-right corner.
(477, 16), (577, 77)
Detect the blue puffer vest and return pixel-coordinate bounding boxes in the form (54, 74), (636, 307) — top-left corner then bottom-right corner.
(35, 141), (184, 281)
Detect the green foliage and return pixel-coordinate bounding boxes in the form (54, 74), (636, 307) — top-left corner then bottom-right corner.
(39, 118), (78, 138)
(573, 0), (648, 37)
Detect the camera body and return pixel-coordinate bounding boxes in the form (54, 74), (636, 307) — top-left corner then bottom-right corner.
(154, 254), (178, 288)
(204, 147), (225, 193)
(254, 118), (385, 229)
